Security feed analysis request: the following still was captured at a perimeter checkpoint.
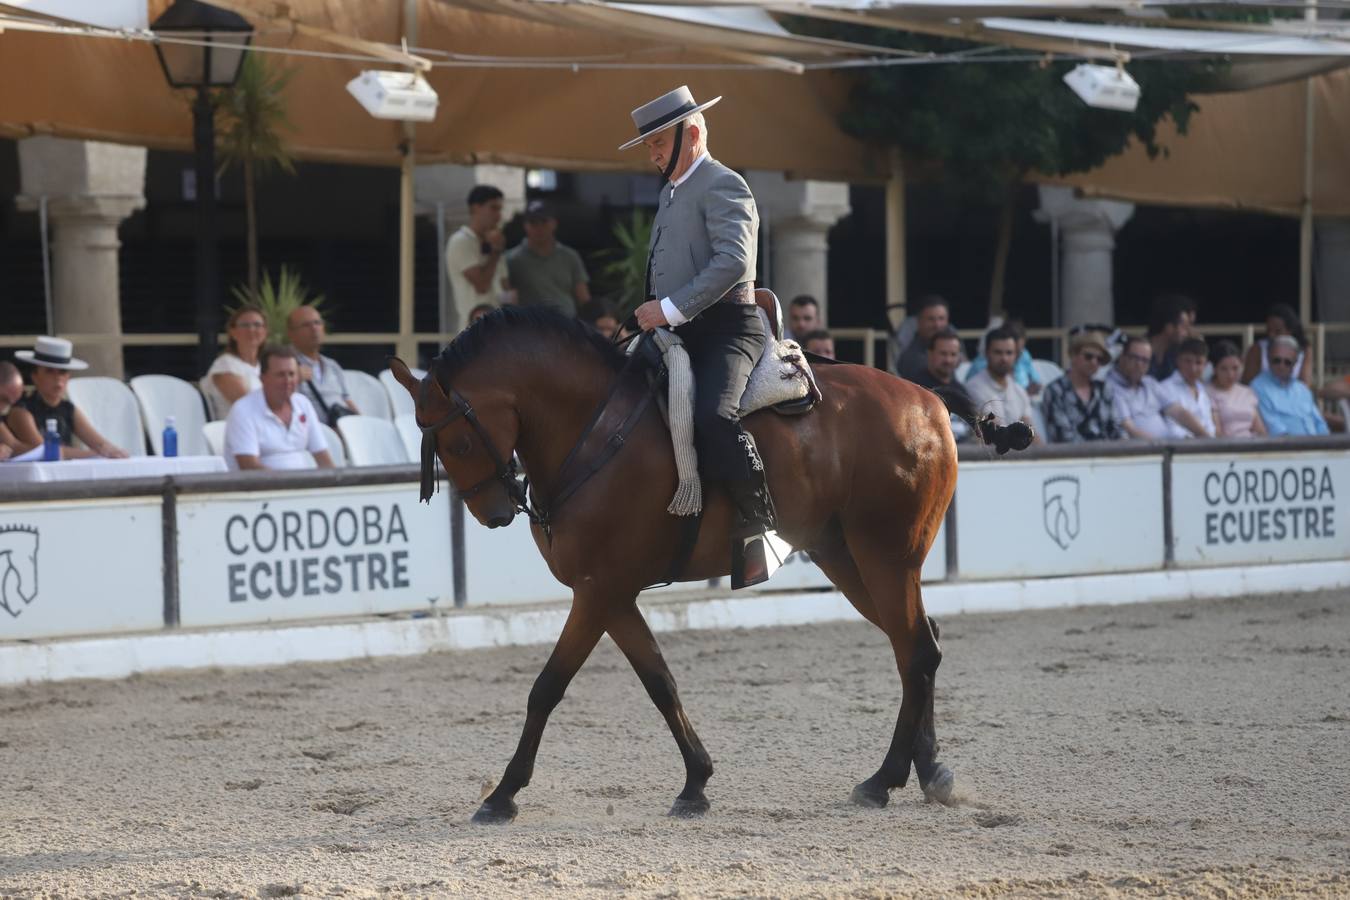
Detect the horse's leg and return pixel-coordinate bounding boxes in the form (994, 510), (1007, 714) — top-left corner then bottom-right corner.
(473, 603), (606, 824)
(606, 603), (715, 817)
(847, 548), (955, 809)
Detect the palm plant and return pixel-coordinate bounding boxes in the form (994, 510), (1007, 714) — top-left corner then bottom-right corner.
(228, 266), (327, 344)
(596, 208), (654, 317)
(216, 52), (297, 295)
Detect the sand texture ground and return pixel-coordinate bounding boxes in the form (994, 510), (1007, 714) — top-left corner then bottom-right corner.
(2, 588), (1349, 898)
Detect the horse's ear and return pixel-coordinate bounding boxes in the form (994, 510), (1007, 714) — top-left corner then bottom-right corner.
(387, 357), (420, 399)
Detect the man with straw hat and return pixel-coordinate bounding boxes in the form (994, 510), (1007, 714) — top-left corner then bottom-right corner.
(620, 85), (780, 587)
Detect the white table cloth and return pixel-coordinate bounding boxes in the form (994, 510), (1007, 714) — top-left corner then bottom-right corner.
(0, 455), (227, 485)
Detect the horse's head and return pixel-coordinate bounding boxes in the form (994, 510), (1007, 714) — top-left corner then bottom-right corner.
(389, 356), (522, 528)
(0, 525), (39, 617)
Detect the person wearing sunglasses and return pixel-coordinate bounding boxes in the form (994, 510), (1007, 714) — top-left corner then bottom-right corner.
(1041, 331), (1121, 443)
(1250, 335), (1328, 436)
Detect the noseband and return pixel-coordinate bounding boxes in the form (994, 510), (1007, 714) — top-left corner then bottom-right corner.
(416, 381), (538, 523)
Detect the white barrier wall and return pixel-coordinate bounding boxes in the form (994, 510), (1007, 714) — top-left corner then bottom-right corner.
(176, 485), (452, 627)
(0, 497), (163, 640)
(1172, 452), (1349, 567)
(955, 456), (1165, 579)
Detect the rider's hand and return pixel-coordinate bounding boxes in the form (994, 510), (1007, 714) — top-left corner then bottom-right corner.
(635, 300), (669, 332)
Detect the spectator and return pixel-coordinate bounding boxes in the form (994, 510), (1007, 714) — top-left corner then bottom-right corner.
(964, 317), (1042, 396)
(1108, 336), (1208, 440)
(201, 304), (266, 420)
(1178, 295), (1198, 339)
(1251, 335), (1328, 436)
(446, 184), (514, 333)
(1041, 331), (1120, 443)
(1159, 338), (1218, 439)
(1207, 340), (1266, 438)
(287, 305), (357, 426)
(893, 295), (952, 383)
(1146, 293), (1191, 381)
(579, 299), (621, 341)
(965, 326), (1041, 443)
(7, 337), (128, 459)
(0, 361), (24, 460)
(1243, 303), (1315, 388)
(505, 200), (590, 317)
(225, 346), (336, 470)
(800, 329), (835, 360)
(787, 295), (821, 340)
(911, 327), (973, 442)
(467, 303), (496, 328)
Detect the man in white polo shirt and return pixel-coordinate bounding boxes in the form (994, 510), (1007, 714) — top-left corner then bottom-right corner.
(225, 346), (335, 471)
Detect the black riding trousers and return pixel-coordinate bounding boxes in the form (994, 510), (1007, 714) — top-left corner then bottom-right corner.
(673, 302), (766, 482)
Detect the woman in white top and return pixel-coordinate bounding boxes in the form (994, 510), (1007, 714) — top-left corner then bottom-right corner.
(1242, 303), (1313, 388)
(202, 305), (266, 420)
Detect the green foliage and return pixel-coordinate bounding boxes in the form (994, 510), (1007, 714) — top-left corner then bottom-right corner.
(785, 21), (1222, 199)
(228, 266), (327, 345)
(215, 52), (297, 181)
(594, 208), (654, 316)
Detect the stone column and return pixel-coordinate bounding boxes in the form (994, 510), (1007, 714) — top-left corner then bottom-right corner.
(1035, 185), (1134, 328)
(16, 137), (146, 378)
(1315, 217), (1350, 363)
(745, 171), (850, 324)
(415, 164), (526, 334)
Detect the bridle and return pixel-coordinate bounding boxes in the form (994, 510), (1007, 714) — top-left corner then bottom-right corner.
(416, 378), (539, 524)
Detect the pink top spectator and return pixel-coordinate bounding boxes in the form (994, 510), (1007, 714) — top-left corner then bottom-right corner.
(1207, 383), (1260, 437)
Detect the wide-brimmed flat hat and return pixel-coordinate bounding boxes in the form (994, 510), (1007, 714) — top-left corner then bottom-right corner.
(15, 336), (88, 371)
(618, 85), (721, 151)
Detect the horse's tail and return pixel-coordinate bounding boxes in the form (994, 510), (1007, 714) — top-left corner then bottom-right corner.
(930, 385), (1034, 456)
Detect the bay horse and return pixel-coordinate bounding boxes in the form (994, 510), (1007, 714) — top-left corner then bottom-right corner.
(389, 306), (986, 824)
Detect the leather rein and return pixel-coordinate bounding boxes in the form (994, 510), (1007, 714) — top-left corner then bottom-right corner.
(415, 338), (657, 539)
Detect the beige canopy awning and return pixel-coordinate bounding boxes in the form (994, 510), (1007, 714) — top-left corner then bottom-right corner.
(0, 0), (889, 181)
(1050, 68), (1350, 217)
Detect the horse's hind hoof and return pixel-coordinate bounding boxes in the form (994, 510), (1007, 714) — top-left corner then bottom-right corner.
(921, 765), (956, 806)
(668, 795), (710, 818)
(850, 783), (889, 809)
(471, 799), (518, 825)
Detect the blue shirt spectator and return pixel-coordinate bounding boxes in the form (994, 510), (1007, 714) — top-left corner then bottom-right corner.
(1251, 371), (1328, 436)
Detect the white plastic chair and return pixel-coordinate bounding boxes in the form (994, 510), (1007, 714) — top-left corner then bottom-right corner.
(320, 423), (348, 467)
(337, 414), (411, 466)
(202, 421), (227, 457)
(129, 374), (211, 457)
(394, 413), (422, 463)
(379, 367), (424, 419)
(65, 376), (148, 456)
(1031, 358), (1064, 386)
(345, 369), (393, 421)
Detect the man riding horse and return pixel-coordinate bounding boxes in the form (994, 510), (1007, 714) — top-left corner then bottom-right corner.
(620, 86), (782, 588)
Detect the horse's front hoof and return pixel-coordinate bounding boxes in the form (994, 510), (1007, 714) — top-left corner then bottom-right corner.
(921, 764), (956, 806)
(850, 782), (889, 809)
(668, 795), (710, 818)
(471, 799), (518, 825)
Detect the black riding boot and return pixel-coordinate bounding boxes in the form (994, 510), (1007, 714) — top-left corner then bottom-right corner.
(725, 434), (787, 589)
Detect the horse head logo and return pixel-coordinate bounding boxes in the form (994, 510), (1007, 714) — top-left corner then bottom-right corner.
(1042, 476), (1080, 551)
(0, 524), (40, 618)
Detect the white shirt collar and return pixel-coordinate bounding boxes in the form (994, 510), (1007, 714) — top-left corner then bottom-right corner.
(670, 151), (709, 195)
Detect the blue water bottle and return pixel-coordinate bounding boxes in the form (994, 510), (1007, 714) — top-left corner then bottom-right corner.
(162, 415), (178, 458)
(42, 417), (61, 462)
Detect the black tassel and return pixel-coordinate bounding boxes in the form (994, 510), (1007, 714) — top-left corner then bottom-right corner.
(420, 432), (437, 503)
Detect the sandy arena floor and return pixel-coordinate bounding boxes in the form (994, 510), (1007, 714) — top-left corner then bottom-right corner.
(2, 588), (1349, 898)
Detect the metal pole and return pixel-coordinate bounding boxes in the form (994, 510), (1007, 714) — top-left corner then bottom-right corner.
(435, 200), (448, 344)
(193, 86), (221, 378)
(38, 195), (53, 335)
(1050, 216), (1061, 328)
(397, 0), (419, 365)
(885, 147), (906, 331)
(1299, 0), (1317, 326)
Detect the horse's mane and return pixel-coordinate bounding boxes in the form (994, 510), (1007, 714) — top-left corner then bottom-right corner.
(430, 306), (627, 387)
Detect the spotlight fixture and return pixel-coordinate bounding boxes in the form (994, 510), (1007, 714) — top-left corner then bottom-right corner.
(1063, 63), (1140, 112)
(346, 70), (439, 122)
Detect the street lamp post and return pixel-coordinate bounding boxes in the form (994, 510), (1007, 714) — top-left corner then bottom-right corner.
(150, 0), (252, 377)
